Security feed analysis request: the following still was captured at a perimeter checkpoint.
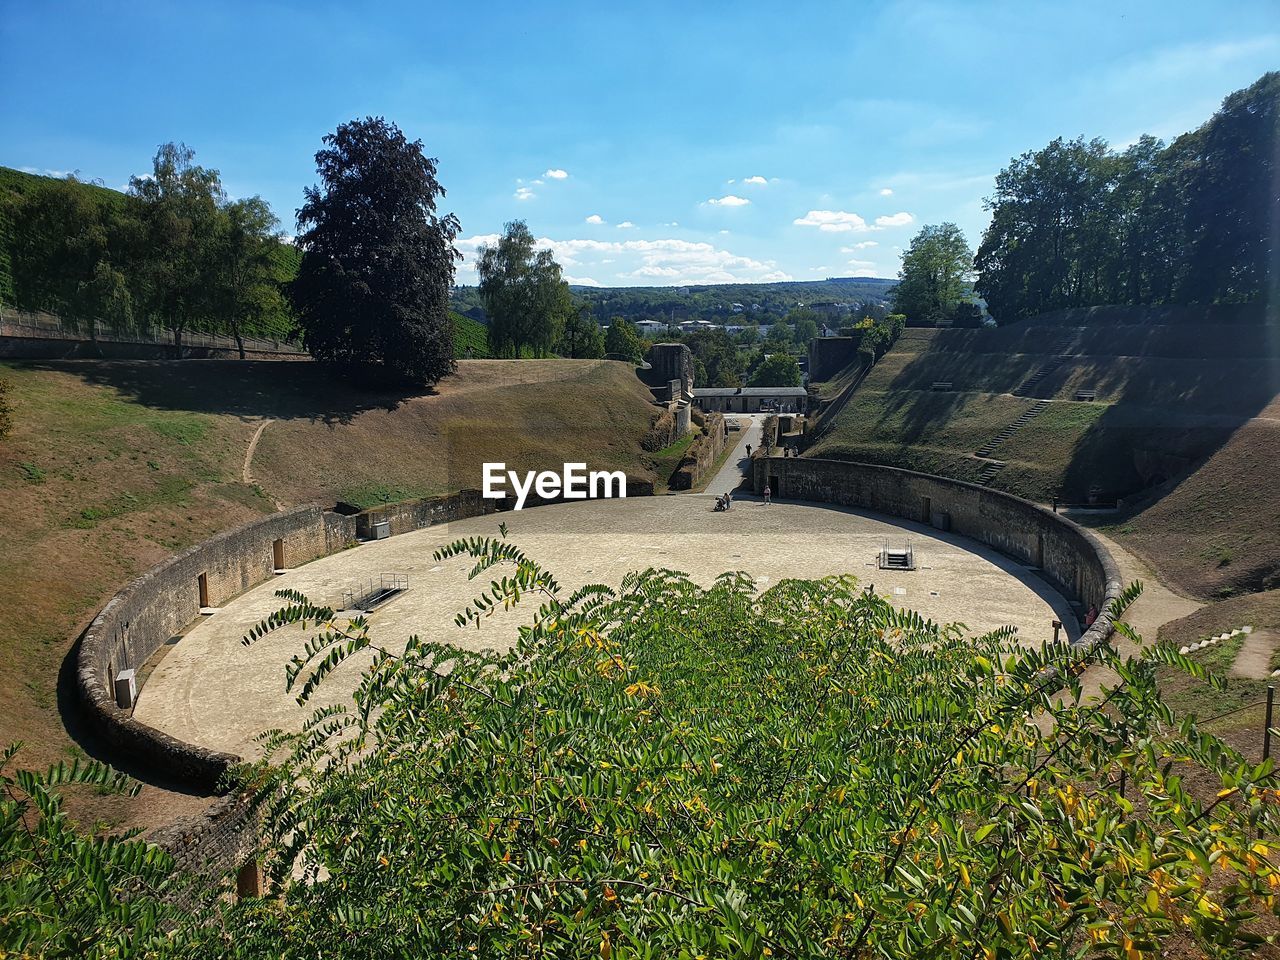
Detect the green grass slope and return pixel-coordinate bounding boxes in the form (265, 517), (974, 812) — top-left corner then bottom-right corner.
(805, 307), (1280, 596)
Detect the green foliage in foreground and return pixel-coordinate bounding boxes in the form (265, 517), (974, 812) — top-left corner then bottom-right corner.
(8, 545), (1280, 958)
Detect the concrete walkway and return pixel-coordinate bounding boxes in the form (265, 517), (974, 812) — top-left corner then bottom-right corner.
(703, 415), (764, 498)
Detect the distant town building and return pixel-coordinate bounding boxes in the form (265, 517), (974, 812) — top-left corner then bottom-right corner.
(634, 319), (669, 337)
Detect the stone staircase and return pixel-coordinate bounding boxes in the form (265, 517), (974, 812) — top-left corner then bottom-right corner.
(975, 400), (1052, 458)
(972, 397), (1055, 487)
(976, 459), (1006, 486)
(1011, 333), (1077, 398)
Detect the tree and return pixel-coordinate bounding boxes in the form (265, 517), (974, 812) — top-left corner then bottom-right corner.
(210, 197), (285, 358)
(292, 117), (460, 385)
(684, 328), (744, 386)
(749, 352), (802, 387)
(131, 143), (225, 352)
(788, 308), (821, 345)
(764, 321), (793, 350)
(604, 316), (644, 363)
(477, 221), (571, 358)
(893, 222), (974, 324)
(555, 301), (605, 359)
(10, 175), (137, 336)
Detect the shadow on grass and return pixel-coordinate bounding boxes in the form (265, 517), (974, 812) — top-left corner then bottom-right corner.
(25, 359), (430, 426)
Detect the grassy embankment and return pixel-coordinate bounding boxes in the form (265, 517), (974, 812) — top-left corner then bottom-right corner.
(806, 309), (1280, 600)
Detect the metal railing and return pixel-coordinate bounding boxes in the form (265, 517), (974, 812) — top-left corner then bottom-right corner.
(0, 307), (306, 355)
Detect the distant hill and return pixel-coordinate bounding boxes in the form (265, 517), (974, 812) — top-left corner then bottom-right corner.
(452, 277), (897, 324)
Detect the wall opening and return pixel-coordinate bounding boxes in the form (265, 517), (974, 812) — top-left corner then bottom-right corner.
(1035, 534), (1045, 569)
(922, 496), (932, 524)
(198, 572), (209, 608)
(272, 538), (284, 570)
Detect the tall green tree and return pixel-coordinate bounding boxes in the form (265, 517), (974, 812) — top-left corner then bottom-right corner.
(604, 316), (644, 363)
(554, 301), (605, 359)
(131, 143), (224, 352)
(477, 221), (571, 357)
(974, 72), (1279, 321)
(210, 197), (286, 358)
(893, 222), (974, 323)
(9, 175), (137, 335)
(749, 351), (803, 387)
(292, 117), (460, 385)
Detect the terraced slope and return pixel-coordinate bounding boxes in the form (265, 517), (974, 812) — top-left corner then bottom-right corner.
(806, 305), (1279, 597)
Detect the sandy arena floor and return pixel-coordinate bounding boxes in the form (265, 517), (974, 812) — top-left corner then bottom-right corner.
(134, 496), (1079, 757)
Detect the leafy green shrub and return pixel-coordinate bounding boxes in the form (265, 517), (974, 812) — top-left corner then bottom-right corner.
(0, 746), (182, 957)
(8, 545), (1280, 957)
(228, 546), (1280, 958)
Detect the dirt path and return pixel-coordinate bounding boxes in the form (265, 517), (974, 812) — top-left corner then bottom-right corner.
(1077, 528), (1203, 700)
(242, 418), (273, 484)
(1231, 628), (1279, 680)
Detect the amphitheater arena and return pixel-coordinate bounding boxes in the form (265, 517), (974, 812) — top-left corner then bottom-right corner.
(78, 461), (1120, 793)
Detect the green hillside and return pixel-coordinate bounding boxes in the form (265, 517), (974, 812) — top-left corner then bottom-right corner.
(451, 310), (489, 358)
(453, 276), (897, 324)
(806, 305), (1280, 597)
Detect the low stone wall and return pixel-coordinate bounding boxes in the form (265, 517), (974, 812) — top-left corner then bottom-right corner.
(754, 457), (1122, 651)
(342, 489), (496, 539)
(669, 414), (729, 490)
(76, 507), (358, 790)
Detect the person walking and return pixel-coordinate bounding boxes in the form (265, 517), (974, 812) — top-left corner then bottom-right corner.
(763, 482), (771, 506)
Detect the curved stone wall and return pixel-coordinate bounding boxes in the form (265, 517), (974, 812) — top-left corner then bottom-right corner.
(76, 506), (358, 790)
(753, 457), (1123, 651)
(75, 484), (649, 792)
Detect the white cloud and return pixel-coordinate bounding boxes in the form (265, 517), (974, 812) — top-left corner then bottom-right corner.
(20, 166), (72, 178)
(793, 210), (869, 233)
(743, 175), (768, 185)
(847, 258), (878, 271)
(878, 187), (894, 196)
(455, 234), (792, 285)
(617, 221), (635, 229)
(565, 275), (599, 286)
(875, 211), (914, 228)
(841, 241), (878, 251)
(706, 195), (750, 207)
(661, 221), (679, 227)
(514, 186), (535, 201)
(727, 178), (736, 184)
(585, 214), (605, 224)
(544, 168), (569, 179)
(531, 178), (544, 186)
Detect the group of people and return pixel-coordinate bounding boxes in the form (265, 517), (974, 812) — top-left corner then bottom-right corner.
(714, 491), (734, 511)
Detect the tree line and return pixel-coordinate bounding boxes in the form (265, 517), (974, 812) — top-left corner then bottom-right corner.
(887, 72), (1277, 328)
(1, 149), (296, 356)
(976, 71), (1278, 322)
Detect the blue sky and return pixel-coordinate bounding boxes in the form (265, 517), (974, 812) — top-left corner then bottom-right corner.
(3, 1), (1277, 287)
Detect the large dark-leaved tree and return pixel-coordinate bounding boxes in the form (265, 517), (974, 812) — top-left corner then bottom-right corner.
(292, 117), (460, 385)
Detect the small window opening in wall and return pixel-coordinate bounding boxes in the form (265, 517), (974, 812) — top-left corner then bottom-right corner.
(272, 538), (284, 570)
(198, 572), (209, 608)
(922, 496), (932, 524)
(1035, 534), (1045, 569)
